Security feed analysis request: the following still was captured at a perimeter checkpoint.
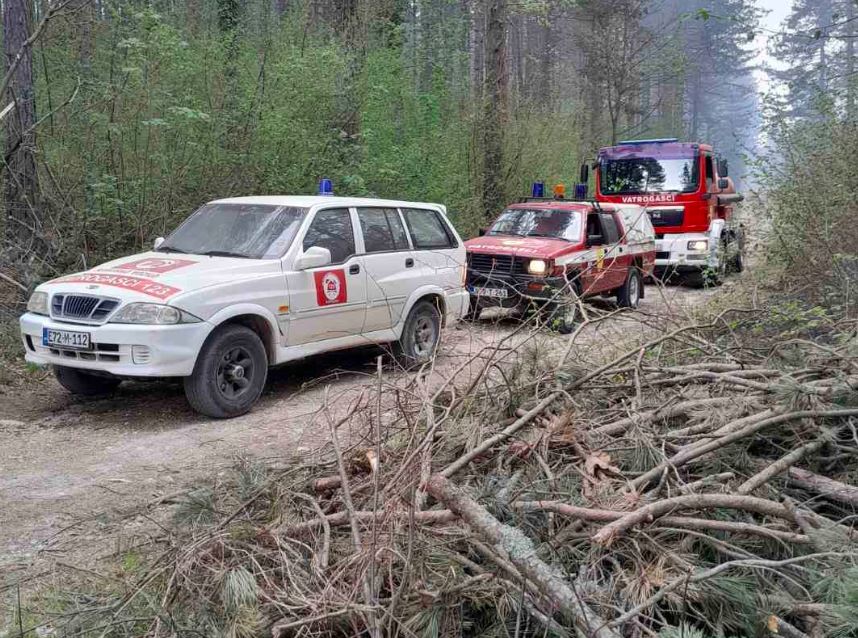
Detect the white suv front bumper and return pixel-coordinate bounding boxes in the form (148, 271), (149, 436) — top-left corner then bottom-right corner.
(19, 313), (212, 377)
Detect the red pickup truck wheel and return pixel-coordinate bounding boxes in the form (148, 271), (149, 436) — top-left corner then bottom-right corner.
(617, 268), (643, 308)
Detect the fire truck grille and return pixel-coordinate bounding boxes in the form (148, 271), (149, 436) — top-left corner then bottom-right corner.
(646, 208), (684, 227)
(468, 253), (529, 275)
(51, 294), (120, 323)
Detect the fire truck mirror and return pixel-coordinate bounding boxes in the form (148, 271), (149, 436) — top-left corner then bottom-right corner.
(579, 163), (589, 183)
(718, 158), (729, 176)
(718, 178), (729, 190)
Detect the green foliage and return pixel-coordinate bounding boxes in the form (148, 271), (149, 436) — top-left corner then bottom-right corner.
(753, 112), (858, 310)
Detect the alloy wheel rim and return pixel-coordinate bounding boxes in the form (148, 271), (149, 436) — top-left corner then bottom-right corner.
(412, 315), (437, 358)
(216, 346), (254, 399)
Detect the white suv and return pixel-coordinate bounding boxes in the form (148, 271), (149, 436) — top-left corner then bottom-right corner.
(20, 195), (468, 417)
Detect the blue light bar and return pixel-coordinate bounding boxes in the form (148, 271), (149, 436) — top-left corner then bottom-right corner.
(318, 178), (334, 196)
(574, 183), (587, 200)
(617, 137), (679, 146)
(531, 182), (545, 198)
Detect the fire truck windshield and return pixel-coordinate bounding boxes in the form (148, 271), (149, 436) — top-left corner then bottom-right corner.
(487, 208), (582, 242)
(600, 157), (699, 195)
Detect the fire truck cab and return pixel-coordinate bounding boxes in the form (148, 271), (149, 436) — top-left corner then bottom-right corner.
(585, 138), (744, 285)
(464, 193), (655, 332)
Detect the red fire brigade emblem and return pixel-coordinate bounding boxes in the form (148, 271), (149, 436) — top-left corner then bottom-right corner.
(314, 269), (347, 306)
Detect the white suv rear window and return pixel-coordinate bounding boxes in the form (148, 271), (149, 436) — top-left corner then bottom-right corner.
(403, 208), (455, 249)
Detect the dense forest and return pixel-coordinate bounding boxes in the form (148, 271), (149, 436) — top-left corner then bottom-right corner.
(0, 0), (764, 295)
(0, 0), (856, 303)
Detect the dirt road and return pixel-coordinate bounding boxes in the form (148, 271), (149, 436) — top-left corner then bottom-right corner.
(0, 283), (718, 569)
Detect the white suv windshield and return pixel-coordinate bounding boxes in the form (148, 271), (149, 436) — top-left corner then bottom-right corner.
(157, 204), (307, 259)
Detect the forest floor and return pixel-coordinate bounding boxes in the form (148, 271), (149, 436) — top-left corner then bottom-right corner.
(0, 281), (721, 575)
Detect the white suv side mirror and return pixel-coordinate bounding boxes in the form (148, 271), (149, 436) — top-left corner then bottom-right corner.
(294, 246), (332, 270)
(153, 237), (165, 250)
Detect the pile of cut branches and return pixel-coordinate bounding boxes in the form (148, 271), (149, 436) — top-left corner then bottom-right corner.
(11, 296), (858, 638)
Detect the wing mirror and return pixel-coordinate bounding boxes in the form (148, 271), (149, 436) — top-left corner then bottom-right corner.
(717, 178), (729, 190)
(294, 246), (332, 270)
(153, 237), (165, 250)
(478, 227), (488, 237)
(579, 163), (589, 183)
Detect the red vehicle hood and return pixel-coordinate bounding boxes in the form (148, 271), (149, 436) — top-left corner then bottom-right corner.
(465, 235), (580, 259)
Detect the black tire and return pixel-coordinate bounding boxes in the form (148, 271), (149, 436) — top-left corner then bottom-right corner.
(547, 300), (579, 334)
(183, 324), (268, 419)
(731, 246), (745, 273)
(617, 267), (643, 308)
(54, 365), (121, 397)
(397, 300), (442, 366)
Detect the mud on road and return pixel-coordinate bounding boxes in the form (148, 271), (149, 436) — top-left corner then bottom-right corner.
(0, 282), (721, 570)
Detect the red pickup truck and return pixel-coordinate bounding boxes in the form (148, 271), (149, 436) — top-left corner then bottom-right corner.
(464, 199), (656, 332)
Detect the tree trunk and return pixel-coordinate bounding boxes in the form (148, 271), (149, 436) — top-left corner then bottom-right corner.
(426, 474), (621, 638)
(3, 0), (41, 288)
(218, 0), (241, 146)
(481, 0), (507, 222)
(846, 0), (858, 120)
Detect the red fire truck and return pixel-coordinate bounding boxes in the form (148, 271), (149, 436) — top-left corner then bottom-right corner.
(581, 138), (744, 285)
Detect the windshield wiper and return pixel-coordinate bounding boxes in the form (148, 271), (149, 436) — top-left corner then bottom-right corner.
(156, 246), (190, 254)
(526, 232), (569, 241)
(201, 250), (252, 259)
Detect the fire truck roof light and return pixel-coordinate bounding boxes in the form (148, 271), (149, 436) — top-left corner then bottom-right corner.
(617, 137), (679, 145)
(531, 182), (545, 198)
(553, 183), (566, 199)
(318, 178), (334, 196)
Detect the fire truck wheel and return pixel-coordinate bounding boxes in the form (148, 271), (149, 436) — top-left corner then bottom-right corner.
(397, 300), (441, 366)
(617, 267), (643, 309)
(54, 366), (121, 397)
(731, 248), (745, 273)
(184, 324), (268, 419)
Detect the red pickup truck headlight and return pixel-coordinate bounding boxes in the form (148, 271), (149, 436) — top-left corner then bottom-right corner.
(527, 259), (548, 275)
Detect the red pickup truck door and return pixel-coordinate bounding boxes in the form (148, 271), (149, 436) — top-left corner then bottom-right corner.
(583, 212), (626, 293)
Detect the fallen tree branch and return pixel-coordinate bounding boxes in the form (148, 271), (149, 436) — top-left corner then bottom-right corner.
(632, 409), (858, 491)
(426, 474), (621, 638)
(589, 493), (796, 546)
(440, 391), (560, 478)
(737, 440), (825, 495)
(593, 397), (737, 437)
(788, 467), (858, 507)
(511, 500), (810, 544)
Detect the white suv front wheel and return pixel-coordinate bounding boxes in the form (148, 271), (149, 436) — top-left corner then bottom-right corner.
(397, 300), (441, 366)
(184, 324), (268, 418)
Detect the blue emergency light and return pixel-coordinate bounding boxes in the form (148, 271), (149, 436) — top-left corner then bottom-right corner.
(617, 137), (679, 145)
(318, 178), (334, 196)
(531, 182), (545, 198)
(574, 183), (587, 200)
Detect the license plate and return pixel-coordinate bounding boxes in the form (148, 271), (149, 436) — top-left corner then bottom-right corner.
(469, 286), (508, 299)
(42, 328), (91, 350)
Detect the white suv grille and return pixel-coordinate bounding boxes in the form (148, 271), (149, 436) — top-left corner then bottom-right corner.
(50, 294), (120, 324)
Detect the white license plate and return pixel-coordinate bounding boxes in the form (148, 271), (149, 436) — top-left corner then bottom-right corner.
(470, 286), (508, 299)
(43, 328), (91, 350)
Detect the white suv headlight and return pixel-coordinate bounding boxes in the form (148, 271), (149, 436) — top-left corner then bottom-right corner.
(26, 291), (49, 315)
(110, 303), (201, 325)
